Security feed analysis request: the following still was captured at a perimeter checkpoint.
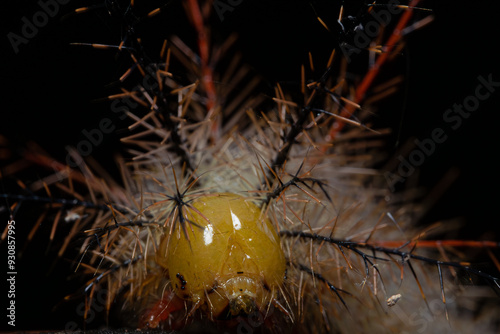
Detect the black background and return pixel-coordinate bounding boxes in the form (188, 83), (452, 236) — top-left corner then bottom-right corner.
(1, 0), (499, 331)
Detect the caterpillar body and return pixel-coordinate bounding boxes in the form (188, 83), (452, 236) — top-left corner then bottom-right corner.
(1, 1), (499, 333)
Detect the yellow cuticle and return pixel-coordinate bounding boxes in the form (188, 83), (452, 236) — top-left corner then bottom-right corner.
(158, 193), (286, 317)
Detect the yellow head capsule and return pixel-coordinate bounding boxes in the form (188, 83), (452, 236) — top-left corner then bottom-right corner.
(157, 193), (286, 319)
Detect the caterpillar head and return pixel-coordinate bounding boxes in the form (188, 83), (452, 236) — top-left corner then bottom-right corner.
(157, 193), (287, 321)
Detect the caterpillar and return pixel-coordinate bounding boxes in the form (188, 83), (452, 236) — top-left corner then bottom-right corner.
(2, 0), (499, 333)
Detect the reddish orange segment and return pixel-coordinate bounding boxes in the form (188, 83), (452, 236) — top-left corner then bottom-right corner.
(140, 291), (185, 329)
